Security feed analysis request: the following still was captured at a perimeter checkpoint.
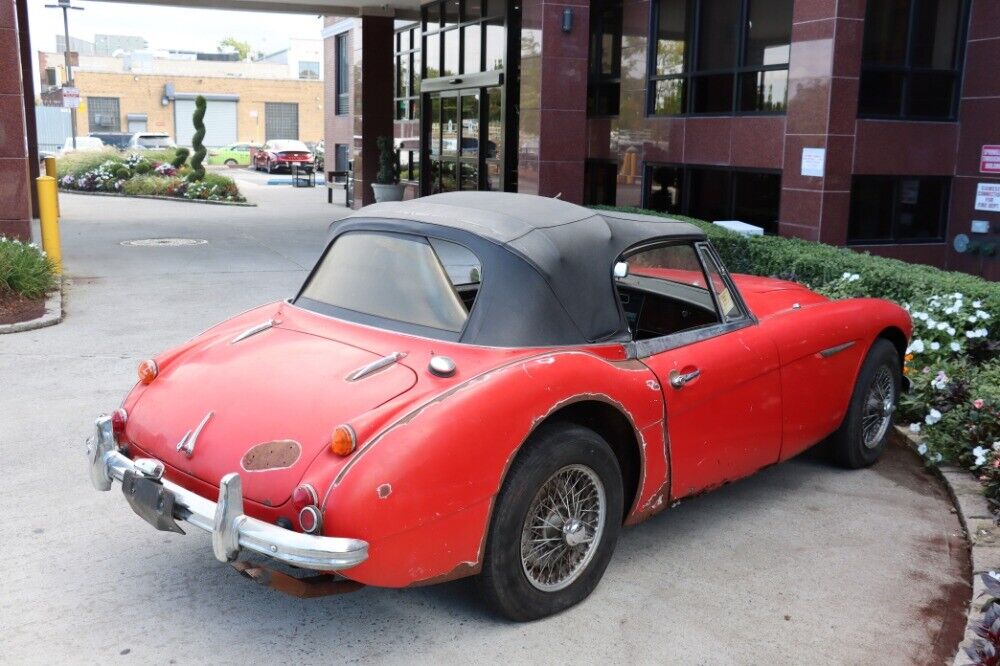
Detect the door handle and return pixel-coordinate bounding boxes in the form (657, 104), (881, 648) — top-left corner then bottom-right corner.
(669, 368), (701, 389)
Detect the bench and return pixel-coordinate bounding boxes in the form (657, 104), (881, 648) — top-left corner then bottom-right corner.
(326, 170), (350, 204)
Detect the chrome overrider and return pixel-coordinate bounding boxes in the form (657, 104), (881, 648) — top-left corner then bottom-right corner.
(86, 415), (369, 571)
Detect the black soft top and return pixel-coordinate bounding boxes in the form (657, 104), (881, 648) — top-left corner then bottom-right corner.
(321, 192), (706, 347)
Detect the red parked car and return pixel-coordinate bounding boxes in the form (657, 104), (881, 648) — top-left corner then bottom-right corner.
(87, 193), (910, 620)
(252, 139), (314, 174)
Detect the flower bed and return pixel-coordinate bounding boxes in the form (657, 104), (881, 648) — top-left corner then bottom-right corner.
(0, 236), (57, 324)
(600, 205), (999, 503)
(56, 149), (246, 203)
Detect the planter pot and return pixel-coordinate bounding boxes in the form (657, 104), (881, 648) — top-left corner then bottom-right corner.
(371, 183), (405, 203)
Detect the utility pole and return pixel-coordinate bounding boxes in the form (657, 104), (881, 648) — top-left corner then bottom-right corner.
(45, 0), (83, 149)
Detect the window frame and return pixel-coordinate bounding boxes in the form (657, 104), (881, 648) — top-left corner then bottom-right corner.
(394, 23), (421, 120)
(616, 239), (754, 359)
(646, 0), (791, 117)
(846, 174), (951, 245)
(587, 0), (623, 117)
(334, 33), (350, 115)
(298, 60), (321, 80)
(857, 0), (971, 121)
(421, 0), (506, 81)
(87, 96), (121, 132)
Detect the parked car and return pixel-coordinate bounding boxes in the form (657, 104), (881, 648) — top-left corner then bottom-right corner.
(89, 132), (133, 151)
(128, 133), (176, 150)
(252, 140), (314, 173)
(307, 140), (325, 172)
(57, 136), (106, 156)
(207, 143), (261, 167)
(86, 193), (910, 620)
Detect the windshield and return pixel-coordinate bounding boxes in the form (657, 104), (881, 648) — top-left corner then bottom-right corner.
(271, 141), (309, 152)
(137, 135), (172, 148)
(297, 232), (480, 335)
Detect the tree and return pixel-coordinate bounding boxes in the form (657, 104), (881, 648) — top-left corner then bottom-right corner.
(187, 96), (207, 182)
(218, 37), (252, 61)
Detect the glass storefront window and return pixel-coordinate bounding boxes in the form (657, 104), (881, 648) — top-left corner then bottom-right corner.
(848, 176), (949, 243)
(484, 19), (505, 71)
(463, 24), (482, 73)
(442, 29), (460, 77)
(425, 32), (440, 78)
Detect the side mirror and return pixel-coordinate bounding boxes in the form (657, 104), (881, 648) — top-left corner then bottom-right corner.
(613, 262), (629, 279)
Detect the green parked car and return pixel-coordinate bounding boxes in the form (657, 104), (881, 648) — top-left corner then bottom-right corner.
(207, 143), (260, 167)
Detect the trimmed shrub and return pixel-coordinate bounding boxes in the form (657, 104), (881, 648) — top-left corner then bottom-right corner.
(0, 237), (57, 299)
(171, 147), (190, 169)
(187, 96), (207, 182)
(122, 175), (183, 197)
(134, 161), (151, 175)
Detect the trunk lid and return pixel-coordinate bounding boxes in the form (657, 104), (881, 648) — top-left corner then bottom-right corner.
(126, 327), (416, 506)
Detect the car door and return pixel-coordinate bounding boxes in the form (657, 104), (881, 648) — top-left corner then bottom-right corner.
(619, 241), (783, 500)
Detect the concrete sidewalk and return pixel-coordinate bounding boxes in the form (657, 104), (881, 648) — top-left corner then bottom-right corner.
(0, 187), (970, 665)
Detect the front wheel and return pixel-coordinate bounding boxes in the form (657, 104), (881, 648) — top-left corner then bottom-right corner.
(477, 423), (623, 621)
(224, 159), (237, 167)
(830, 339), (901, 468)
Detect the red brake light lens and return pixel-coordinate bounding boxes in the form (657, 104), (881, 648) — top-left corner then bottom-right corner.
(110, 408), (128, 441)
(291, 484), (318, 510)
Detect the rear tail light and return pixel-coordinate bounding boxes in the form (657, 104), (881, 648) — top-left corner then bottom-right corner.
(291, 483), (318, 510)
(330, 425), (357, 456)
(111, 408), (128, 441)
(137, 359), (158, 385)
(298, 506), (322, 534)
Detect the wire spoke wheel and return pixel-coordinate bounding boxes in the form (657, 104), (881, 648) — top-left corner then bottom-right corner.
(520, 464), (606, 592)
(862, 365), (895, 449)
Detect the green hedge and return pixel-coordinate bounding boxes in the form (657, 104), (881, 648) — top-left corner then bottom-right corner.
(596, 205), (999, 311)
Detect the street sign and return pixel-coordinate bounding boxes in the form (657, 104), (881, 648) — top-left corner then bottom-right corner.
(981, 145), (1000, 174)
(61, 86), (80, 109)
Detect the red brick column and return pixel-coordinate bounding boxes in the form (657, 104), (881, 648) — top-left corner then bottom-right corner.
(778, 0), (866, 243)
(517, 0), (589, 202)
(0, 0), (32, 240)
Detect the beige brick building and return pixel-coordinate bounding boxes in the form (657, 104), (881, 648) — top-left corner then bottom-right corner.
(38, 52), (324, 146)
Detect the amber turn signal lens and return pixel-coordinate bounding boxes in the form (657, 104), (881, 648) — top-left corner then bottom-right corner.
(330, 425), (357, 456)
(138, 359), (158, 385)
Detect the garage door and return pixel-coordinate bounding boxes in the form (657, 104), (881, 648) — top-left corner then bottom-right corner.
(175, 98), (237, 147)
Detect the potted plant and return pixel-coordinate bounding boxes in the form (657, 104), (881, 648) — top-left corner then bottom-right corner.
(371, 136), (404, 203)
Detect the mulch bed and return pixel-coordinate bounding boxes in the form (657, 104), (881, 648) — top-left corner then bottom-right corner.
(0, 290), (45, 325)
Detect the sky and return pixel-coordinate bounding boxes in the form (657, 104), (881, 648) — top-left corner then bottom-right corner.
(28, 0), (324, 55)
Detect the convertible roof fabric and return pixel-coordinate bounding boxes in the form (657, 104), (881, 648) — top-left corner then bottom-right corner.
(322, 192), (707, 347)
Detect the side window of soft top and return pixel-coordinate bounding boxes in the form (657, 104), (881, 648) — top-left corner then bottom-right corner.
(614, 242), (722, 340)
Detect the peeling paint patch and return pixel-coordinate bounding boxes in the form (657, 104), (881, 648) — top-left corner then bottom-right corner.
(646, 379), (660, 390)
(377, 483), (392, 499)
(240, 439), (301, 472)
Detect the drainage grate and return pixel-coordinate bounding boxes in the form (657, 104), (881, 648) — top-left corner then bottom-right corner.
(120, 238), (208, 247)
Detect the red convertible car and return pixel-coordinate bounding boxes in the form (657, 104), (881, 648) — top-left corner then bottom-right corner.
(87, 193), (910, 620)
(251, 139), (315, 174)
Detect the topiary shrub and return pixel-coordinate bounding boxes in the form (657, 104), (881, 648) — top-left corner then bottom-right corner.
(114, 166), (131, 180)
(171, 147), (190, 169)
(375, 135), (400, 185)
(187, 95), (207, 182)
(134, 161), (151, 175)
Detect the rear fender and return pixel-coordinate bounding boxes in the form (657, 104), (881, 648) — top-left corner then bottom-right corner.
(321, 350), (665, 587)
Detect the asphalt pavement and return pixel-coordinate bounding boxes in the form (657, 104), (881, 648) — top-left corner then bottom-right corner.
(0, 174), (970, 664)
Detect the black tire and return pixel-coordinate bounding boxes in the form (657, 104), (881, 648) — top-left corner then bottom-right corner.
(266, 160), (274, 174)
(224, 159), (237, 167)
(477, 423), (624, 621)
(830, 339), (901, 469)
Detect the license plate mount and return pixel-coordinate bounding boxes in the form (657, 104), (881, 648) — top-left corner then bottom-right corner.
(122, 470), (185, 534)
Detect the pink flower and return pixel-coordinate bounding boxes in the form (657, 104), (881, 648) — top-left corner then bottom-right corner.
(974, 399), (985, 409)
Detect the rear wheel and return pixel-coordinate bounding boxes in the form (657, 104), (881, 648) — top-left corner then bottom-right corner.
(266, 160), (274, 174)
(830, 339), (901, 468)
(477, 423), (623, 621)
(224, 159), (237, 167)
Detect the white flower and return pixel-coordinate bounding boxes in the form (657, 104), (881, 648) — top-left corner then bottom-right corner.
(925, 408), (942, 425)
(977, 310), (990, 320)
(950, 341), (961, 352)
(917, 443), (928, 455)
(907, 339), (926, 354)
(947, 326), (956, 336)
(973, 300), (983, 308)
(842, 272), (851, 279)
(936, 322), (947, 331)
(930, 342), (940, 351)
(910, 423), (922, 434)
(931, 371), (948, 390)
(968, 315), (978, 323)
(974, 446), (989, 467)
(926, 318), (937, 328)
(932, 453), (943, 463)
(993, 441), (1000, 452)
(915, 312), (929, 321)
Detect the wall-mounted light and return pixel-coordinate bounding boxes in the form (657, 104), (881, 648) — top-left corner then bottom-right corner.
(562, 7), (573, 32)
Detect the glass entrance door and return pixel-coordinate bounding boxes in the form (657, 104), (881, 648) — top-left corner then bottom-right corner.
(425, 86), (503, 194)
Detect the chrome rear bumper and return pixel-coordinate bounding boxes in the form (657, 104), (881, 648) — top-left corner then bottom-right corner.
(86, 415), (368, 571)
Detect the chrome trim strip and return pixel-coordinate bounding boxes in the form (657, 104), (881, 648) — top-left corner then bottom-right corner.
(345, 351), (407, 381)
(626, 319), (755, 359)
(819, 341), (856, 358)
(87, 416), (368, 571)
(230, 319), (274, 344)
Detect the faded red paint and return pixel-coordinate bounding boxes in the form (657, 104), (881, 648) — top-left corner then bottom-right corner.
(118, 273), (911, 588)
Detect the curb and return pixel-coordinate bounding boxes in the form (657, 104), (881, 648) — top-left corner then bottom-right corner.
(58, 190), (256, 207)
(0, 284), (63, 334)
(895, 425), (996, 666)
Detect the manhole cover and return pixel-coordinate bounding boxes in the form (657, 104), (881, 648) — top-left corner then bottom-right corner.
(121, 238), (208, 247)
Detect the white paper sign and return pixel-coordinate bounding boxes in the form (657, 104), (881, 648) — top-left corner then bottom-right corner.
(801, 147), (825, 177)
(975, 182), (1000, 212)
(62, 87), (80, 109)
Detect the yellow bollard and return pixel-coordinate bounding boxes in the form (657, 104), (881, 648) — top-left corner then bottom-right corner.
(36, 176), (62, 273)
(43, 156), (59, 216)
